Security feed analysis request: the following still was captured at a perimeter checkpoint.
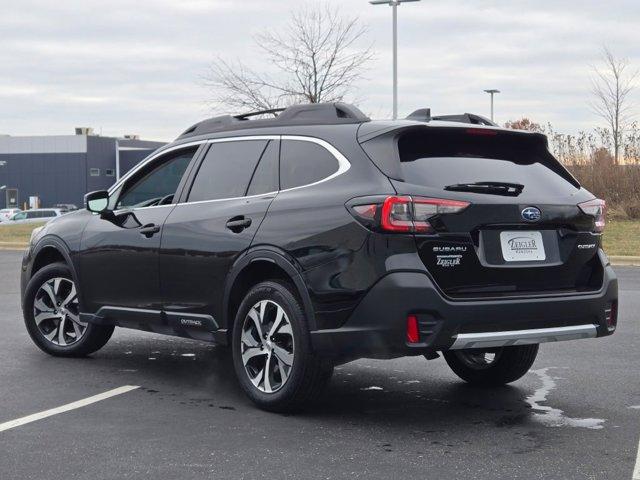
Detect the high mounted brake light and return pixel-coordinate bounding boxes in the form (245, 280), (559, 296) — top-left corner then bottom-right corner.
(578, 198), (606, 233)
(349, 196), (470, 234)
(465, 128), (498, 136)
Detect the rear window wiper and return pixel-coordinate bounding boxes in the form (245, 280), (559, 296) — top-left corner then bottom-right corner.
(444, 181), (524, 196)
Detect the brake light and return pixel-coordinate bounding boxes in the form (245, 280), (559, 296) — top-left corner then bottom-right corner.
(466, 128), (498, 136)
(578, 199), (606, 233)
(381, 196), (413, 232)
(350, 196), (470, 233)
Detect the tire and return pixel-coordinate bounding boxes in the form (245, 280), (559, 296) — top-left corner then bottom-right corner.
(443, 345), (539, 386)
(231, 280), (333, 412)
(23, 262), (114, 357)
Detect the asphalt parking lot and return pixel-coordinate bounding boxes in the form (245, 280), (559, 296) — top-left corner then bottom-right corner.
(0, 249), (638, 480)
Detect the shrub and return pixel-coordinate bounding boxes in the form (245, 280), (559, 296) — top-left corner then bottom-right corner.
(624, 203), (640, 219)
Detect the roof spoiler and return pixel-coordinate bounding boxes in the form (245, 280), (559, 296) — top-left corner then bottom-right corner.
(406, 109), (498, 127)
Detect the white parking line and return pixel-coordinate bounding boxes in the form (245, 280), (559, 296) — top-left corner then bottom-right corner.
(633, 433), (640, 480)
(0, 385), (140, 433)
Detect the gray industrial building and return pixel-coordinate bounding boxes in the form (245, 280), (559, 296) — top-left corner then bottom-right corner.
(0, 130), (165, 209)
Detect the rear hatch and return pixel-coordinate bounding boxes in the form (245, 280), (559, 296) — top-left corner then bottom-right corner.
(360, 125), (604, 298)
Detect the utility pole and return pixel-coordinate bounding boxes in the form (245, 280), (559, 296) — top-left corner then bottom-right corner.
(370, 0), (421, 120)
(484, 89), (500, 122)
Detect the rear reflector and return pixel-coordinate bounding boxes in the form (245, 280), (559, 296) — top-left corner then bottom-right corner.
(605, 302), (617, 332)
(407, 315), (420, 343)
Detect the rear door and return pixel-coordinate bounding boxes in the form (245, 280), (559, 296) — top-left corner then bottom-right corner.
(159, 137), (279, 330)
(364, 126), (603, 298)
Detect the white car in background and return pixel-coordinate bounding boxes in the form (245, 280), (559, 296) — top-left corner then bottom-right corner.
(0, 208), (22, 222)
(2, 209), (65, 225)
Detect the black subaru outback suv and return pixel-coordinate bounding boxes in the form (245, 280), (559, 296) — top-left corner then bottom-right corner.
(21, 103), (618, 411)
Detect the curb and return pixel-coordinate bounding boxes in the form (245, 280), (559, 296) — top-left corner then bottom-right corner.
(610, 256), (640, 267)
(0, 242), (27, 251)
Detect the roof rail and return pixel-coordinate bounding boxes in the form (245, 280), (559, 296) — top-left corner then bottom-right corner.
(178, 102), (370, 139)
(234, 108), (286, 120)
(405, 109), (498, 127)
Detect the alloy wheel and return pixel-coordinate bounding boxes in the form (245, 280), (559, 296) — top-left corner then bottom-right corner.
(240, 300), (295, 394)
(33, 277), (86, 346)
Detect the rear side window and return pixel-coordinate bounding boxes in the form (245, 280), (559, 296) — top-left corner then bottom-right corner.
(397, 129), (579, 194)
(188, 140), (268, 202)
(280, 140), (339, 189)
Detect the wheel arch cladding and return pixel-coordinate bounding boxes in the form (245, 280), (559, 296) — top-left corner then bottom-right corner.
(32, 245), (67, 275)
(29, 239), (83, 308)
(224, 252), (317, 341)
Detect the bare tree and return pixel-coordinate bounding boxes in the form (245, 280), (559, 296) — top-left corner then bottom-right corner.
(590, 46), (638, 164)
(204, 3), (374, 113)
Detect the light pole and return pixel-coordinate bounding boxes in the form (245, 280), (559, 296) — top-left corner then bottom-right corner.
(484, 89), (500, 122)
(370, 0), (421, 120)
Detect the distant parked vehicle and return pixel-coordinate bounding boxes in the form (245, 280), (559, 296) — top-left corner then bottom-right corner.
(4, 209), (64, 225)
(0, 208), (22, 222)
(53, 204), (79, 213)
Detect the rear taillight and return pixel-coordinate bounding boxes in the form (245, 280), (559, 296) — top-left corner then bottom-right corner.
(380, 196), (414, 232)
(350, 196), (470, 233)
(578, 199), (606, 233)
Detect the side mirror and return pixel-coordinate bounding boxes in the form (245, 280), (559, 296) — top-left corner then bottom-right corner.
(85, 190), (110, 214)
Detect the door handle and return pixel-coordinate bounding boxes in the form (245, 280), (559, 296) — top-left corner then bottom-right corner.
(139, 223), (161, 237)
(225, 216), (252, 232)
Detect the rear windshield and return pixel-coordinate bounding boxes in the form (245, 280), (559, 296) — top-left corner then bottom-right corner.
(397, 128), (579, 194)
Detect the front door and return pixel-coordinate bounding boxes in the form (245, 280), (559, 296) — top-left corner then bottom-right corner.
(79, 145), (200, 317)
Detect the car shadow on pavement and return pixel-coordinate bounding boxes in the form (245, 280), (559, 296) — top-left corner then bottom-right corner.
(50, 335), (538, 431)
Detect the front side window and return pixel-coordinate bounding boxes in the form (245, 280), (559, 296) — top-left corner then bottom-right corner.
(280, 140), (339, 190)
(116, 147), (196, 209)
(188, 140), (268, 202)
(13, 212), (26, 220)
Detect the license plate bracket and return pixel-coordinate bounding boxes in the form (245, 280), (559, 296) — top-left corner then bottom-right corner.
(500, 231), (546, 262)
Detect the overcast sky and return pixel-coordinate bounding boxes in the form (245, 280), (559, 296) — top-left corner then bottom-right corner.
(0, 0), (638, 141)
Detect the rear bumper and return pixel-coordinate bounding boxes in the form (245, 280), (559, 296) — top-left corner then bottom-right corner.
(310, 260), (618, 360)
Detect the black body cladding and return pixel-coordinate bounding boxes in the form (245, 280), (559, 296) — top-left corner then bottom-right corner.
(21, 102), (618, 363)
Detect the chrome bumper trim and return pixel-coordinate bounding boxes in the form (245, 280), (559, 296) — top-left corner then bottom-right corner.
(450, 324), (598, 350)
